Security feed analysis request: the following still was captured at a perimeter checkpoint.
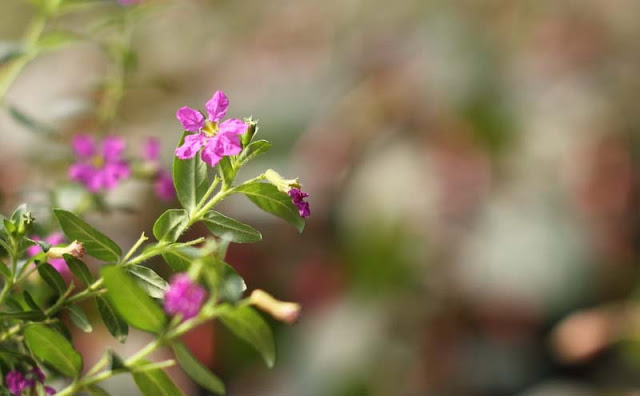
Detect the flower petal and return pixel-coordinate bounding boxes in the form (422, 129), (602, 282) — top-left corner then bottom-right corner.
(72, 135), (95, 158)
(175, 133), (206, 159)
(102, 162), (131, 190)
(200, 142), (223, 167)
(154, 170), (176, 201)
(176, 107), (205, 132)
(143, 137), (160, 162)
(218, 118), (248, 135)
(205, 91), (229, 122)
(212, 132), (242, 157)
(102, 136), (126, 162)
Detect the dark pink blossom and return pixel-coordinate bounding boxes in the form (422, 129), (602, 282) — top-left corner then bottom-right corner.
(163, 274), (207, 320)
(175, 91), (248, 167)
(142, 137), (160, 162)
(69, 135), (130, 193)
(6, 371), (26, 395)
(154, 170), (176, 201)
(27, 233), (70, 278)
(288, 188), (311, 218)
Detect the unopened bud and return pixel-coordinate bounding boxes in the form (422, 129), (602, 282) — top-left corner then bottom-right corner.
(264, 169), (301, 193)
(249, 289), (301, 324)
(46, 240), (85, 259)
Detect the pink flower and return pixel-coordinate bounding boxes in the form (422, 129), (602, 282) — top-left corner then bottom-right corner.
(6, 371), (27, 395)
(6, 368), (55, 395)
(288, 188), (311, 218)
(163, 274), (207, 320)
(28, 233), (70, 278)
(154, 170), (176, 201)
(142, 137), (160, 162)
(175, 91), (248, 167)
(69, 135), (130, 193)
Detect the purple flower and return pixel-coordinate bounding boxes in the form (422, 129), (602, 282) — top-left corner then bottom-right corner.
(5, 368), (54, 395)
(27, 233), (71, 278)
(154, 170), (176, 201)
(175, 91), (248, 167)
(6, 371), (26, 395)
(288, 188), (311, 218)
(69, 135), (130, 193)
(163, 274), (207, 320)
(143, 137), (160, 162)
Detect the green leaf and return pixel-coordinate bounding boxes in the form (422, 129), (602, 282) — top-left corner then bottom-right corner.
(8, 105), (56, 136)
(173, 132), (210, 213)
(66, 305), (93, 333)
(132, 360), (185, 396)
(202, 257), (246, 303)
(172, 343), (225, 395)
(101, 266), (167, 333)
(203, 211), (262, 243)
(24, 324), (83, 377)
(0, 261), (10, 278)
(108, 349), (127, 371)
(218, 305), (276, 368)
(87, 385), (113, 396)
(63, 254), (94, 286)
(23, 291), (41, 312)
(153, 209), (189, 243)
(162, 246), (199, 272)
(235, 182), (304, 233)
(237, 140), (271, 165)
(218, 156), (235, 187)
(96, 296), (128, 343)
(37, 262), (66, 296)
(0, 311), (45, 321)
(53, 209), (122, 262)
(127, 266), (168, 299)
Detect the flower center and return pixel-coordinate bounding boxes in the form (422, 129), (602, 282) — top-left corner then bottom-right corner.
(91, 155), (105, 168)
(203, 121), (218, 136)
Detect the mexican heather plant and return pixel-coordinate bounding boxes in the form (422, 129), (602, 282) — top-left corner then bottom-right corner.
(0, 90), (307, 395)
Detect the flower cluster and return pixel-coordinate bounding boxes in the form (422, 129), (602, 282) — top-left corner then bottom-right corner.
(69, 135), (130, 193)
(163, 274), (207, 320)
(6, 368), (55, 395)
(289, 188), (311, 218)
(175, 91), (248, 167)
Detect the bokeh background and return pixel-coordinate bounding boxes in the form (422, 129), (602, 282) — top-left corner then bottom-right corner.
(0, 0), (639, 395)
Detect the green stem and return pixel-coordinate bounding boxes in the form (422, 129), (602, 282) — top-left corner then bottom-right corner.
(190, 177), (220, 216)
(0, 13), (48, 102)
(119, 233), (149, 265)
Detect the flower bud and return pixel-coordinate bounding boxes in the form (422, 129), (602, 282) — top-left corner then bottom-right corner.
(249, 289), (301, 324)
(241, 117), (259, 147)
(264, 169), (301, 193)
(46, 240), (85, 259)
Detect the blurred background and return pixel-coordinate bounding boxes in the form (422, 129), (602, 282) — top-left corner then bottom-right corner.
(0, 0), (639, 395)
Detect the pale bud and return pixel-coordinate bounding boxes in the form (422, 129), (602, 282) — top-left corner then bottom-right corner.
(249, 289), (301, 324)
(46, 240), (85, 259)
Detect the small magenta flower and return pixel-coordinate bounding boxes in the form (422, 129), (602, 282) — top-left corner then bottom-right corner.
(141, 137), (176, 201)
(69, 135), (130, 193)
(27, 233), (72, 278)
(163, 274), (207, 320)
(289, 188), (311, 218)
(6, 371), (26, 395)
(175, 91), (248, 167)
(154, 170), (176, 201)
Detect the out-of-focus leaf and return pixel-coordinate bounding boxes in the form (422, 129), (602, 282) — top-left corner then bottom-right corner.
(37, 262), (66, 296)
(218, 304), (275, 368)
(172, 343), (225, 395)
(24, 324), (83, 377)
(66, 305), (92, 333)
(132, 359), (185, 396)
(162, 246), (199, 272)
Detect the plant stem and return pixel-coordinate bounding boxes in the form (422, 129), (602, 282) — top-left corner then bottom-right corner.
(0, 13), (48, 102)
